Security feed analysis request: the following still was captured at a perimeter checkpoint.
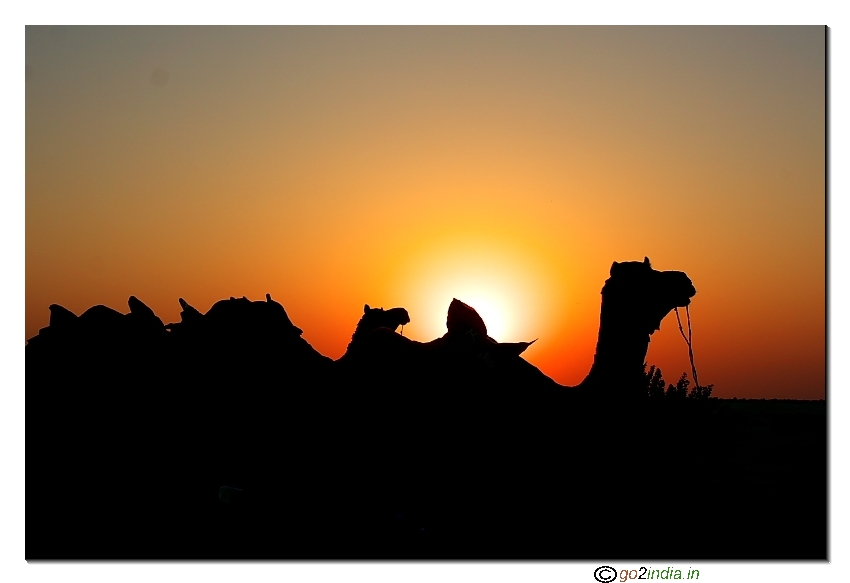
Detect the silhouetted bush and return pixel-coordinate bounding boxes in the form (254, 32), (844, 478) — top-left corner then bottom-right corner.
(688, 382), (714, 400)
(644, 364), (666, 399)
(644, 364), (714, 400)
(666, 372), (689, 399)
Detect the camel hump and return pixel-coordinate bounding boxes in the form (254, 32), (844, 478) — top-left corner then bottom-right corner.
(178, 298), (203, 321)
(447, 298), (487, 337)
(263, 293), (304, 336)
(128, 295), (155, 317)
(48, 304), (78, 328)
(79, 305), (125, 329)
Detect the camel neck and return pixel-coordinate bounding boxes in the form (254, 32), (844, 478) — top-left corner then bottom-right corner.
(590, 323), (650, 371)
(579, 293), (651, 394)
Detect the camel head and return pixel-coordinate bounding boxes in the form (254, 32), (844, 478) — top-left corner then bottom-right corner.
(343, 304), (412, 352)
(355, 304), (411, 337)
(604, 257), (696, 336)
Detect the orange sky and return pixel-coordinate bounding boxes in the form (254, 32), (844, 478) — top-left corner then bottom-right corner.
(25, 26), (825, 399)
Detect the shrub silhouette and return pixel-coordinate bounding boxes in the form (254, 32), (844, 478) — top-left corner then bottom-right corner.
(688, 381), (714, 400)
(667, 372), (690, 399)
(644, 364), (666, 399)
(643, 364), (713, 400)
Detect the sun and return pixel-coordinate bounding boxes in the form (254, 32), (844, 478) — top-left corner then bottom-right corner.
(392, 239), (559, 345)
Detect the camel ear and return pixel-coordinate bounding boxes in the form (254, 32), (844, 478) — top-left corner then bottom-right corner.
(364, 304), (370, 313)
(266, 293), (272, 302)
(644, 256), (651, 268)
(610, 261), (620, 276)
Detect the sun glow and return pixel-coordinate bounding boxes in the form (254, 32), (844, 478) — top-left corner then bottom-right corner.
(391, 237), (562, 346)
(416, 280), (516, 342)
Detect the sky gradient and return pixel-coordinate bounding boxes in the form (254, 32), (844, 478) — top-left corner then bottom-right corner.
(25, 26), (825, 398)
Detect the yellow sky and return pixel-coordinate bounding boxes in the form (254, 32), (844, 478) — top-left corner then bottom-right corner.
(25, 26), (825, 398)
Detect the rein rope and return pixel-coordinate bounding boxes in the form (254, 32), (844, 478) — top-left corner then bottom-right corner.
(674, 305), (700, 389)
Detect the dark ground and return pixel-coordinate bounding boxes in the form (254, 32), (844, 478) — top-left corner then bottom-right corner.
(27, 395), (826, 560)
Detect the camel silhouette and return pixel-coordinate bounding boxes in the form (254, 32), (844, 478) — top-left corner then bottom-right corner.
(351, 305), (411, 341)
(26, 257), (823, 560)
(335, 297), (550, 395)
(334, 257), (694, 400)
(26, 257), (692, 405)
(25, 258), (693, 546)
(568, 257), (696, 399)
(336, 304), (411, 363)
